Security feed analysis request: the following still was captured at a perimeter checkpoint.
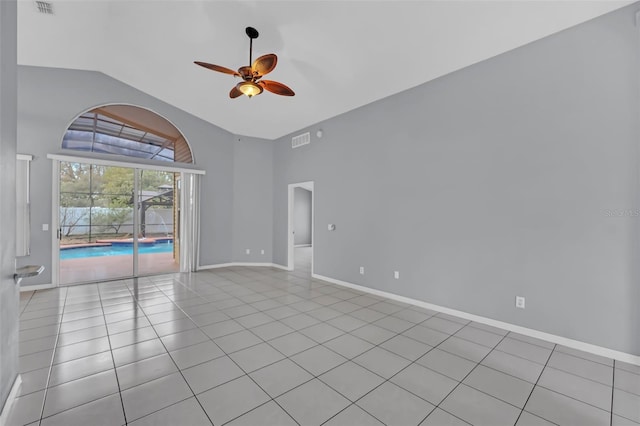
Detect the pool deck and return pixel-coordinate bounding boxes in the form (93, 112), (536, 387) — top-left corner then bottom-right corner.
(60, 252), (179, 285)
(96, 237), (173, 245)
(61, 243), (112, 250)
(61, 237), (173, 250)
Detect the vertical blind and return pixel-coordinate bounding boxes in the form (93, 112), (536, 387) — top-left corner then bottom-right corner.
(180, 172), (200, 272)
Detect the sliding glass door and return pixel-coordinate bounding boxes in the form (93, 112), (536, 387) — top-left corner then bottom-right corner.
(135, 169), (180, 277)
(58, 161), (179, 285)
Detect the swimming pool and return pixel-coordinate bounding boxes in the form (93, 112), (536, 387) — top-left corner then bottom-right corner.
(61, 241), (173, 260)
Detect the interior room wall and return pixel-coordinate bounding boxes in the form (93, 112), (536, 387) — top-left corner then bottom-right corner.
(272, 4), (640, 356)
(294, 187), (312, 246)
(231, 136), (274, 263)
(16, 66), (237, 284)
(0, 0), (19, 411)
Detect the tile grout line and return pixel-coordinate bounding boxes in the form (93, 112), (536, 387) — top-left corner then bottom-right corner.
(533, 375), (619, 415)
(551, 346), (616, 368)
(97, 281), (130, 426)
(18, 291), (36, 317)
(610, 359), (615, 426)
(540, 363), (614, 388)
(36, 287), (69, 426)
(513, 343), (556, 426)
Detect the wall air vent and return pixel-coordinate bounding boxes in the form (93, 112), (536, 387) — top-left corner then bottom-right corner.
(292, 132), (310, 149)
(35, 1), (54, 14)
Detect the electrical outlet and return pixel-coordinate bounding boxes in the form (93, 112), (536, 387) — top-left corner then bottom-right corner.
(245, 249), (250, 255)
(359, 266), (364, 275)
(261, 249), (265, 255)
(394, 271), (400, 279)
(515, 296), (525, 309)
(42, 224), (49, 231)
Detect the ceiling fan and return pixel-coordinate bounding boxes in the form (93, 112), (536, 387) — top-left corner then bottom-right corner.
(195, 27), (295, 99)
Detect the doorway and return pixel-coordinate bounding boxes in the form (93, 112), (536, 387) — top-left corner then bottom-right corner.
(288, 181), (314, 275)
(56, 161), (179, 285)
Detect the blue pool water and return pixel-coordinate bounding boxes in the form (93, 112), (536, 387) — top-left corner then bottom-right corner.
(61, 241), (173, 260)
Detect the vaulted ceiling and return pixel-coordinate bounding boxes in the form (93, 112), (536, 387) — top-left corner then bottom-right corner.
(18, 1), (633, 139)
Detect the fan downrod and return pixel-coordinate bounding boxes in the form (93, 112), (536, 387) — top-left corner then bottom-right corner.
(245, 27), (259, 39)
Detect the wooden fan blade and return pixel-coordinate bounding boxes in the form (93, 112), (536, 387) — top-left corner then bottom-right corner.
(252, 54), (277, 76)
(258, 80), (295, 96)
(194, 61), (239, 76)
(230, 86), (243, 98)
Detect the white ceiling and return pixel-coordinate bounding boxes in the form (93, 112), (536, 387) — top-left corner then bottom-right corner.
(18, 0), (633, 140)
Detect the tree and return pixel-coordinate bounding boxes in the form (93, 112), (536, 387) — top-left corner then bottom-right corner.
(93, 208), (131, 234)
(102, 167), (134, 207)
(59, 207), (87, 237)
(60, 162), (90, 207)
(59, 162), (106, 207)
(140, 170), (173, 191)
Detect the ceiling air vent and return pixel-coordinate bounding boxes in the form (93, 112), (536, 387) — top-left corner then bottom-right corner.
(292, 132), (310, 149)
(35, 1), (54, 14)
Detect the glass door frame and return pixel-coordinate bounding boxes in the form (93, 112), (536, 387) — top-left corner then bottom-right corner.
(132, 168), (140, 277)
(50, 153), (205, 287)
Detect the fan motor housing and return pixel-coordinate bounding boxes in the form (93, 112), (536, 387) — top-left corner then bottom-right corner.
(238, 66), (254, 80)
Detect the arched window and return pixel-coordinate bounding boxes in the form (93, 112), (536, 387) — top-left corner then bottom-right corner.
(62, 105), (193, 163)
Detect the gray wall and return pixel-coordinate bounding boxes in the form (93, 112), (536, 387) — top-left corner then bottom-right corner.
(294, 187), (312, 246)
(273, 5), (640, 356)
(16, 66), (238, 283)
(231, 136), (273, 263)
(0, 0), (19, 411)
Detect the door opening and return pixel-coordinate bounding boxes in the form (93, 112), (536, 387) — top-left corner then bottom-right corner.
(55, 161), (180, 285)
(287, 181), (314, 275)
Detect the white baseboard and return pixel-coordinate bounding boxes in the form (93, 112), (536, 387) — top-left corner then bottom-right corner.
(0, 375), (22, 426)
(294, 244), (312, 248)
(269, 263), (290, 271)
(19, 282), (55, 292)
(197, 263), (234, 270)
(312, 273), (640, 366)
(197, 262), (289, 271)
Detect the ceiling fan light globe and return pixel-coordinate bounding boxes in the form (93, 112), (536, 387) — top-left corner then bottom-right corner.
(236, 81), (263, 98)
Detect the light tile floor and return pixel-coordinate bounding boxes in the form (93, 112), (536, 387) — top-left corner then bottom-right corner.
(7, 248), (640, 425)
